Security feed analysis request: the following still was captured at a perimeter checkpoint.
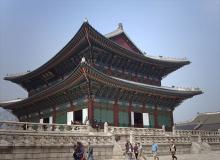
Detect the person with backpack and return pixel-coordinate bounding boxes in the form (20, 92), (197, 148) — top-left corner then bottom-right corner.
(125, 140), (133, 160)
(73, 142), (85, 160)
(170, 140), (177, 160)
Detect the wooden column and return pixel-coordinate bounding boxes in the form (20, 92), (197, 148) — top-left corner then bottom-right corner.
(114, 100), (119, 126)
(128, 101), (132, 127)
(153, 108), (159, 128)
(170, 110), (174, 129)
(88, 99), (94, 123)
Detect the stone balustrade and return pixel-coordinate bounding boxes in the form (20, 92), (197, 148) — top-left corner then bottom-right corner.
(1, 121), (219, 145)
(0, 131), (114, 147)
(0, 121), (89, 133)
(134, 135), (191, 144)
(107, 126), (165, 136)
(201, 136), (220, 143)
(174, 129), (220, 137)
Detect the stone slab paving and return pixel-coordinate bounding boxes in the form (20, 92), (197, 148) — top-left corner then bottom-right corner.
(146, 151), (220, 160)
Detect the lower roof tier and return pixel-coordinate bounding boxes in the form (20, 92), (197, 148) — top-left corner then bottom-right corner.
(0, 61), (202, 116)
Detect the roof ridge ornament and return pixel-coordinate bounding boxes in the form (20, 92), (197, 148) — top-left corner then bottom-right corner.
(118, 23), (123, 30)
(81, 57), (86, 63)
(84, 18), (88, 23)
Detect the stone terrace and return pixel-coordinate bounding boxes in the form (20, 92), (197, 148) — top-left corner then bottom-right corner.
(0, 121), (219, 160)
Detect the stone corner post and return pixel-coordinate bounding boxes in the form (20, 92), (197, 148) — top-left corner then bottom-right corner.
(130, 131), (134, 144)
(172, 125), (176, 136)
(104, 122), (108, 134)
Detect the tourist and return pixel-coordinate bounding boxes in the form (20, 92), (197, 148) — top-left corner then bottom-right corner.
(95, 120), (99, 132)
(138, 142), (143, 159)
(73, 141), (85, 160)
(151, 141), (159, 160)
(72, 144), (77, 159)
(98, 120), (102, 130)
(170, 140), (177, 160)
(87, 142), (94, 160)
(133, 143), (139, 159)
(125, 140), (133, 160)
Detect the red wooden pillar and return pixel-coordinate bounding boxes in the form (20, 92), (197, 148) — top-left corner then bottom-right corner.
(128, 102), (132, 127)
(169, 110), (174, 129)
(153, 107), (159, 128)
(88, 99), (94, 123)
(114, 100), (119, 126)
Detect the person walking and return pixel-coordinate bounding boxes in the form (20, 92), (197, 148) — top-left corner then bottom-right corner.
(87, 142), (94, 160)
(170, 141), (177, 160)
(137, 143), (144, 160)
(73, 141), (85, 160)
(151, 141), (159, 160)
(133, 143), (139, 160)
(125, 140), (133, 160)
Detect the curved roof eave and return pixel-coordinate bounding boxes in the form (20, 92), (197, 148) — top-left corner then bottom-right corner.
(1, 61), (202, 110)
(104, 24), (190, 65)
(90, 25), (190, 68)
(4, 22), (88, 81)
(105, 25), (143, 54)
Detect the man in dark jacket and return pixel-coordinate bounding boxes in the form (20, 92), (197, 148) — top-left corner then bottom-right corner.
(73, 142), (85, 160)
(170, 140), (177, 160)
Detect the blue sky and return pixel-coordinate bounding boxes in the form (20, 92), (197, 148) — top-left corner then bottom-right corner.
(0, 0), (220, 122)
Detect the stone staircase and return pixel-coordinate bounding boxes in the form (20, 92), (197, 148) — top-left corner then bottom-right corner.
(111, 141), (126, 160)
(113, 138), (149, 160)
(191, 142), (211, 153)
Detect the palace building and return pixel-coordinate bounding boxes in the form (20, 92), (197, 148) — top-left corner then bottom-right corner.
(0, 21), (202, 130)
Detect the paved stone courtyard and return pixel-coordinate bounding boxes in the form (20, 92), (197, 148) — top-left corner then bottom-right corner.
(149, 151), (220, 160)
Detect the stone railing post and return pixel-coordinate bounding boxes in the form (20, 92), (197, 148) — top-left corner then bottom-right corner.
(53, 124), (60, 132)
(104, 122), (108, 134)
(198, 133), (202, 143)
(162, 125), (165, 134)
(86, 120), (90, 132)
(130, 131), (134, 144)
(172, 125), (176, 136)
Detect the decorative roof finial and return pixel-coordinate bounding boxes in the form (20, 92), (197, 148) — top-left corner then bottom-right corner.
(118, 23), (123, 30)
(81, 57), (86, 63)
(84, 18), (88, 23)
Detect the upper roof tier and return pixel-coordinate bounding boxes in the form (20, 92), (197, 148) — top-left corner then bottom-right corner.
(4, 21), (190, 88)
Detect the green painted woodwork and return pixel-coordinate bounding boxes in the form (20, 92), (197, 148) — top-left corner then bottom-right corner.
(149, 114), (154, 128)
(31, 118), (39, 123)
(58, 102), (69, 112)
(119, 111), (129, 127)
(41, 108), (51, 118)
(56, 113), (67, 124)
(94, 108), (113, 125)
(94, 108), (101, 121)
(158, 114), (170, 127)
